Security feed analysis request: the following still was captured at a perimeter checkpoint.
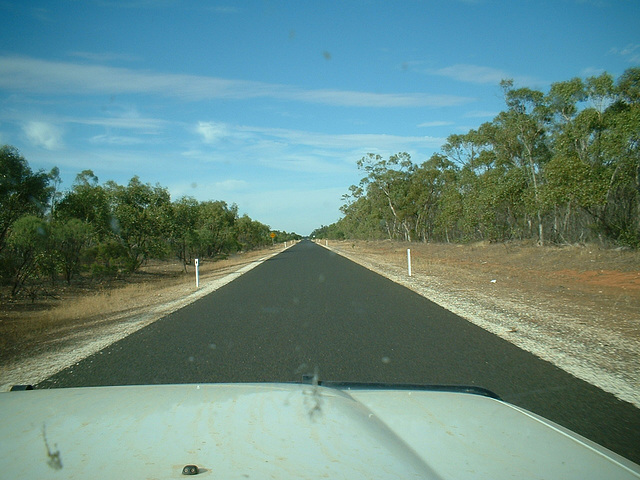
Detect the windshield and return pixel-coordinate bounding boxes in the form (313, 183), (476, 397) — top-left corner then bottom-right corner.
(1, 0), (639, 467)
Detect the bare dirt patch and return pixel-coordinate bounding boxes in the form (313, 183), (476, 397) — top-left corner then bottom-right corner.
(321, 240), (640, 408)
(0, 245), (288, 390)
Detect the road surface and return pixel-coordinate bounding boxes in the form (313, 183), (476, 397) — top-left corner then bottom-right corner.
(38, 240), (640, 463)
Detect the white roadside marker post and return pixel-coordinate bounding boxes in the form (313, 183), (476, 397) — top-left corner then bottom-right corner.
(407, 248), (412, 277)
(195, 258), (200, 288)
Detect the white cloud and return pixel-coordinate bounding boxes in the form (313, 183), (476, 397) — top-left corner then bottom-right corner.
(214, 179), (248, 191)
(431, 64), (510, 84)
(0, 102), (169, 136)
(418, 121), (454, 128)
(68, 51), (139, 63)
(609, 44), (640, 64)
(194, 121), (445, 152)
(196, 121), (231, 144)
(89, 134), (145, 145)
(0, 56), (473, 108)
(431, 64), (539, 86)
(463, 110), (499, 118)
(581, 67), (606, 77)
(238, 125), (446, 151)
(76, 116), (168, 133)
(23, 121), (63, 149)
(285, 89), (472, 108)
(188, 121), (447, 177)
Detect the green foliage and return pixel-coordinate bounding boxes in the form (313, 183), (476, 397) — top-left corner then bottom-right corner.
(170, 196), (201, 270)
(0, 146), (51, 254)
(2, 215), (49, 295)
(56, 170), (112, 238)
(617, 67), (640, 104)
(323, 68), (640, 248)
(87, 241), (130, 277)
(105, 176), (173, 271)
(236, 215), (271, 250)
(195, 201), (239, 257)
(271, 230), (302, 243)
(52, 219), (94, 284)
(0, 146), (296, 297)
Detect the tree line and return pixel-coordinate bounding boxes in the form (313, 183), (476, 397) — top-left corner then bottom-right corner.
(0, 145), (300, 297)
(313, 68), (640, 247)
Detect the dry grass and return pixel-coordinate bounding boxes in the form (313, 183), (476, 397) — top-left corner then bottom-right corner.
(338, 239), (640, 289)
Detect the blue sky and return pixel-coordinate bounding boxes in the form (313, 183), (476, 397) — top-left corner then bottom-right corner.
(1, 1), (639, 235)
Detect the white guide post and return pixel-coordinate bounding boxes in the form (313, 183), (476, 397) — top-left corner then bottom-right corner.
(195, 258), (200, 288)
(407, 248), (412, 277)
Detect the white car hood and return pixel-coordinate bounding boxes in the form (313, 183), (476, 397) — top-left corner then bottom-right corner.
(1, 383), (638, 479)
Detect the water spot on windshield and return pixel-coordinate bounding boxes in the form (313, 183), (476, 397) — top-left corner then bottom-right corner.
(294, 363), (308, 374)
(42, 424), (63, 470)
(303, 367), (322, 420)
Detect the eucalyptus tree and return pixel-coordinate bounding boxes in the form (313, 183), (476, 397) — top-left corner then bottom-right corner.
(543, 76), (602, 241)
(51, 218), (94, 284)
(338, 194), (386, 240)
(170, 196), (200, 271)
(407, 154), (459, 242)
(441, 127), (529, 242)
(0, 146), (51, 255)
(47, 166), (64, 218)
(354, 152), (416, 241)
(597, 69), (640, 245)
(323, 70), (639, 247)
(195, 201), (239, 257)
(3, 215), (49, 296)
(494, 80), (551, 244)
(235, 214), (270, 250)
(55, 170), (112, 239)
(105, 176), (173, 272)
(614, 67), (640, 244)
(542, 70), (640, 245)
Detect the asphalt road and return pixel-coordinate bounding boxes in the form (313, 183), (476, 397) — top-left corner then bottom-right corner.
(38, 240), (640, 463)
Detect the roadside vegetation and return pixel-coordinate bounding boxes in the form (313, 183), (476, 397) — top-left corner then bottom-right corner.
(312, 69), (640, 248)
(0, 144), (301, 300)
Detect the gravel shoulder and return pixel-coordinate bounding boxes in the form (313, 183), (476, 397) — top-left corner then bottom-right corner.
(320, 240), (640, 408)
